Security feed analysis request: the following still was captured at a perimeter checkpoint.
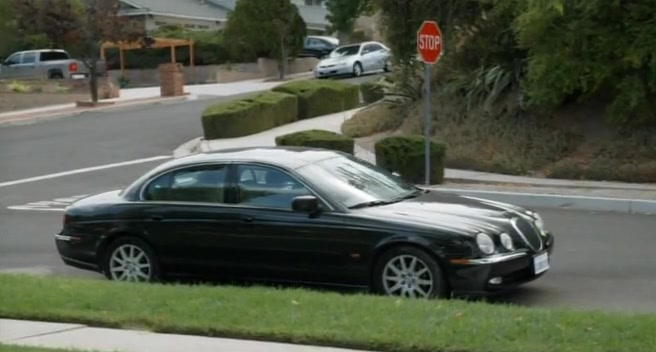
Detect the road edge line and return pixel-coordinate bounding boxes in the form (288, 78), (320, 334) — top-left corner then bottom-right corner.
(432, 188), (656, 215)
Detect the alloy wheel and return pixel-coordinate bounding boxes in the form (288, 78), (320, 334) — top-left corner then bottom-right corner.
(354, 63), (362, 77)
(109, 244), (152, 282)
(381, 254), (434, 298)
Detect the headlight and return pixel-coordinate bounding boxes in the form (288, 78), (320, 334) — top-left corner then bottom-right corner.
(476, 233), (495, 255)
(529, 211), (546, 235)
(500, 233), (514, 251)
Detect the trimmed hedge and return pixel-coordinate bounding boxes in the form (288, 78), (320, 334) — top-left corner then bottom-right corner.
(201, 91), (298, 139)
(360, 80), (385, 104)
(272, 80), (360, 120)
(375, 135), (446, 184)
(275, 129), (354, 154)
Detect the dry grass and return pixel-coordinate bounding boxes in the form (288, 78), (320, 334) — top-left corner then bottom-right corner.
(394, 88), (656, 182)
(341, 101), (405, 138)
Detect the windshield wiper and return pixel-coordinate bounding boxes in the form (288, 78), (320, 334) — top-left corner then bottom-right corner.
(392, 189), (424, 201)
(348, 200), (394, 209)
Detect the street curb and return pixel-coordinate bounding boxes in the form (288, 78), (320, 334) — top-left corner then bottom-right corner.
(173, 136), (204, 158)
(0, 96), (190, 128)
(432, 188), (656, 215)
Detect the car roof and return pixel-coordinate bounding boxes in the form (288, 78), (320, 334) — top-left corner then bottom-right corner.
(163, 146), (345, 171)
(15, 49), (67, 53)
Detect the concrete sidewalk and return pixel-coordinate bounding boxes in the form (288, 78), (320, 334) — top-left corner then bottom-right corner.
(0, 72), (314, 128)
(173, 108), (656, 215)
(0, 319), (374, 352)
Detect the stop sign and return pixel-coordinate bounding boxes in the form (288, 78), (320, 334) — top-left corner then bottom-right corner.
(416, 20), (443, 64)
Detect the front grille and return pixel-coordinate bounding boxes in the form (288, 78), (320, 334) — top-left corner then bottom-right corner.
(512, 217), (543, 251)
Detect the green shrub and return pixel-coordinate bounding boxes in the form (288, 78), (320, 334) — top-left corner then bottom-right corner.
(275, 129), (354, 154)
(375, 135), (446, 184)
(273, 79), (360, 120)
(360, 80), (385, 104)
(201, 91), (297, 139)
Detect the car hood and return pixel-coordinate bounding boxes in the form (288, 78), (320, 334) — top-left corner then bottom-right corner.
(354, 190), (531, 236)
(318, 56), (354, 66)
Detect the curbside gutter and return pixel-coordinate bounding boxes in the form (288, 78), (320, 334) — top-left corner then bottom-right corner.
(430, 188), (656, 215)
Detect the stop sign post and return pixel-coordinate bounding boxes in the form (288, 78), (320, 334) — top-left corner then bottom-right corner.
(417, 20), (443, 185)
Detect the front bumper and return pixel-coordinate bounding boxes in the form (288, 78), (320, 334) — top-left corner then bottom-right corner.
(449, 233), (555, 296)
(313, 64), (352, 78)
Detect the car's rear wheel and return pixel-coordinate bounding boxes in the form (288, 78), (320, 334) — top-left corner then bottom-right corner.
(353, 62), (363, 77)
(372, 246), (447, 299)
(102, 237), (161, 282)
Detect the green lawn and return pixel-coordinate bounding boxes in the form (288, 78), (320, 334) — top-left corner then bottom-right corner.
(0, 344), (100, 352)
(0, 274), (654, 352)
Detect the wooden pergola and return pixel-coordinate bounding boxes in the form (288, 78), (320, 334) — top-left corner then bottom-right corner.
(100, 37), (196, 78)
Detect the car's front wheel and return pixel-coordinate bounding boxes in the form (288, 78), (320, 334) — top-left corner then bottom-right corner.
(353, 62), (363, 77)
(102, 237), (161, 282)
(373, 246), (447, 299)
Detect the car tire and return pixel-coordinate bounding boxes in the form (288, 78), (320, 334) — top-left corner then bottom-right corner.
(383, 60), (390, 72)
(353, 62), (363, 77)
(102, 236), (161, 283)
(49, 72), (64, 79)
(372, 246), (448, 299)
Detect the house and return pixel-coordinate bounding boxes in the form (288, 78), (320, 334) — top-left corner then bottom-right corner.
(118, 0), (330, 34)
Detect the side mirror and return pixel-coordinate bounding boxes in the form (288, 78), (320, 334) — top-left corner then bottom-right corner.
(292, 195), (320, 214)
(392, 172), (402, 177)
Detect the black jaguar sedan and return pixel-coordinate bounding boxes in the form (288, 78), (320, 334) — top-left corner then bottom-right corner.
(55, 147), (554, 299)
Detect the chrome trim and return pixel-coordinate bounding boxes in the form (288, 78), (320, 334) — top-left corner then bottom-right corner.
(511, 217), (544, 252)
(466, 251), (529, 265)
(55, 234), (73, 241)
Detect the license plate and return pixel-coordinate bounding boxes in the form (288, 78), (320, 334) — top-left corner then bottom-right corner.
(533, 252), (550, 275)
(71, 74), (86, 79)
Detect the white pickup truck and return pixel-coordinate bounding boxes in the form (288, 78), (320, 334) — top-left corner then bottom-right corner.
(0, 49), (106, 80)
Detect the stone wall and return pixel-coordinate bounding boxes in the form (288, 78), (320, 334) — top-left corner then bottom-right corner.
(0, 76), (120, 112)
(108, 57), (319, 88)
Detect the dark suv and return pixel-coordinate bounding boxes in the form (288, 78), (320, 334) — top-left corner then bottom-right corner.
(299, 36), (340, 59)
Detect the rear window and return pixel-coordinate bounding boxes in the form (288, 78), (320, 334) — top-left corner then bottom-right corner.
(39, 52), (69, 61)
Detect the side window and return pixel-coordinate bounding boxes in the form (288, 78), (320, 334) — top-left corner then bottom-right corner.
(21, 52), (37, 64)
(143, 165), (228, 203)
(4, 53), (21, 65)
(40, 51), (69, 61)
(369, 44), (383, 52)
(362, 44), (374, 54)
(235, 164), (312, 209)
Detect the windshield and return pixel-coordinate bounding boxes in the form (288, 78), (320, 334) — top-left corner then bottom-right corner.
(296, 154), (419, 209)
(328, 45), (360, 58)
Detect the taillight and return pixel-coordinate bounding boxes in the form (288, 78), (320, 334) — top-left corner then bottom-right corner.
(69, 62), (77, 72)
(63, 213), (72, 228)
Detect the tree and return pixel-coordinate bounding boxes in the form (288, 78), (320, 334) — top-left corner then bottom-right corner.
(0, 1), (21, 58)
(325, 0), (372, 43)
(13, 0), (143, 103)
(224, 0), (306, 80)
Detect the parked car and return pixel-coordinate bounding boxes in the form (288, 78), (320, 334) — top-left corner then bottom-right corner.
(313, 41), (391, 78)
(0, 49), (105, 80)
(55, 147), (554, 299)
(299, 35), (339, 59)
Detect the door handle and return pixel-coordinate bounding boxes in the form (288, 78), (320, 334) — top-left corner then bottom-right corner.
(240, 216), (254, 223)
(150, 215), (163, 221)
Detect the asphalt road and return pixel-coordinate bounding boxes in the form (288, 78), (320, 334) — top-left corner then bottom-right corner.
(2, 72), (656, 314)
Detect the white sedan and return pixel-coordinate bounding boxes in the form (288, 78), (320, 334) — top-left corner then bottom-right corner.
(313, 41), (391, 78)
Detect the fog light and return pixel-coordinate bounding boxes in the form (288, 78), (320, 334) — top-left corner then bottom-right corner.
(489, 277), (503, 285)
